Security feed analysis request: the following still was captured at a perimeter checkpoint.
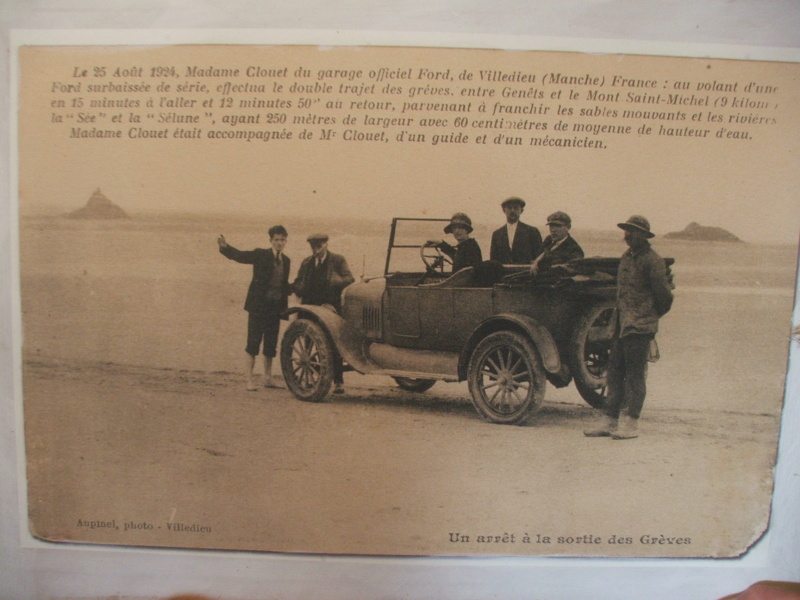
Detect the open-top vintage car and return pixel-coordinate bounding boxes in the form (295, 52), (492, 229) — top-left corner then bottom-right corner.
(280, 217), (629, 425)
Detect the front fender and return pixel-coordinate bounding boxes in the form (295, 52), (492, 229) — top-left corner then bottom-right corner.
(283, 305), (374, 374)
(458, 313), (562, 380)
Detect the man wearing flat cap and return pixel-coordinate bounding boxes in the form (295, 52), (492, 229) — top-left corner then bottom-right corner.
(292, 233), (355, 393)
(530, 211), (584, 275)
(489, 197), (543, 265)
(585, 215), (674, 440)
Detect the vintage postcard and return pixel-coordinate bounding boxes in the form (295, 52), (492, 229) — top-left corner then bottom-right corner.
(15, 40), (799, 560)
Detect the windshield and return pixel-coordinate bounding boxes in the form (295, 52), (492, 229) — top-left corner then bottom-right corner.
(384, 218), (451, 275)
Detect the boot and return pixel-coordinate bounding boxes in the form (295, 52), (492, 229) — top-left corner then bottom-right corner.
(612, 415), (639, 439)
(583, 414), (617, 437)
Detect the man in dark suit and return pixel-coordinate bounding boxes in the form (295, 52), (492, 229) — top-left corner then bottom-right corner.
(218, 225), (291, 391)
(530, 211), (584, 274)
(489, 197), (543, 264)
(292, 233), (355, 393)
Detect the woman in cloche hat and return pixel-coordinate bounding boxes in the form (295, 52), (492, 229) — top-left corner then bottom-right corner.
(428, 212), (483, 273)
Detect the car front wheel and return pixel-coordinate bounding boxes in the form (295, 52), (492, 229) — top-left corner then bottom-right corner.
(280, 318), (335, 403)
(467, 330), (546, 425)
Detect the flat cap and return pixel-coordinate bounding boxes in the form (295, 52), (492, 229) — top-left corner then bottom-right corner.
(546, 211), (572, 228)
(306, 232), (329, 243)
(501, 196), (526, 209)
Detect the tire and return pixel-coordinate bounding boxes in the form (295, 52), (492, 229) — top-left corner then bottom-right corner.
(467, 331), (546, 425)
(568, 301), (615, 409)
(280, 318), (335, 403)
(393, 377), (436, 393)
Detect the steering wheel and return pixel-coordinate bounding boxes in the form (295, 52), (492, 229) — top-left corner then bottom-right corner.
(417, 242), (453, 285)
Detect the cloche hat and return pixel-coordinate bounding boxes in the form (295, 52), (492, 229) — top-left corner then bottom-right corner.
(444, 212), (473, 234)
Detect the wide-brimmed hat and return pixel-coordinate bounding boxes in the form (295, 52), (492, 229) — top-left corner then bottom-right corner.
(306, 232), (329, 243)
(501, 196), (526, 209)
(617, 215), (655, 238)
(444, 212), (473, 234)
(546, 211), (572, 228)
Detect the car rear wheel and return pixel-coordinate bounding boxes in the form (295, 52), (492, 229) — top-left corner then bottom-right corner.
(568, 301), (615, 409)
(467, 331), (546, 425)
(280, 318), (334, 403)
(392, 377), (437, 393)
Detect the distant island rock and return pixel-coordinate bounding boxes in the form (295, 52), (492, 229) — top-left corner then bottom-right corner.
(66, 188), (129, 219)
(663, 222), (743, 242)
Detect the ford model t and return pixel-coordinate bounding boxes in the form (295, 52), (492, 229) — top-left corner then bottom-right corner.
(280, 217), (627, 425)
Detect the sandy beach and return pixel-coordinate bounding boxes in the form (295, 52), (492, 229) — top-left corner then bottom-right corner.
(19, 214), (797, 557)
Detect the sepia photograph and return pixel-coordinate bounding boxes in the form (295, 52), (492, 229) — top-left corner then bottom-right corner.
(2, 5), (800, 599)
(16, 41), (799, 559)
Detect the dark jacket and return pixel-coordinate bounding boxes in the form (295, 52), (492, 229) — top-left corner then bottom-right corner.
(535, 234), (584, 271)
(490, 222), (543, 264)
(219, 245), (291, 313)
(292, 251), (355, 311)
(615, 243), (674, 337)
(439, 237), (483, 272)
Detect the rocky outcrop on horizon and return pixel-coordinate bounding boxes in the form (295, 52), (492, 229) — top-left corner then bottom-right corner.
(663, 222), (743, 242)
(66, 188), (129, 220)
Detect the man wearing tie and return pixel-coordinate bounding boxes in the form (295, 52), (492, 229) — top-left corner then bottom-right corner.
(292, 233), (355, 394)
(218, 225), (291, 391)
(489, 197), (543, 264)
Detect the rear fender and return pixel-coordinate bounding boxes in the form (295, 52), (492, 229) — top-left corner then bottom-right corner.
(283, 306), (372, 373)
(458, 313), (561, 380)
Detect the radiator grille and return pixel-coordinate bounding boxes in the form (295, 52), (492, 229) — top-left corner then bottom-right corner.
(362, 305), (381, 334)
